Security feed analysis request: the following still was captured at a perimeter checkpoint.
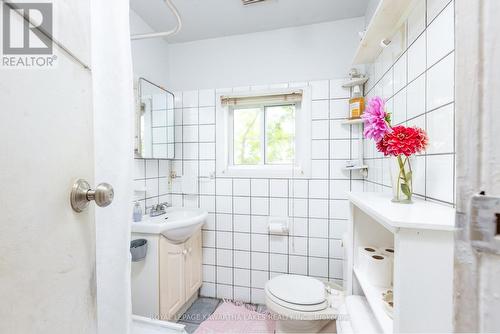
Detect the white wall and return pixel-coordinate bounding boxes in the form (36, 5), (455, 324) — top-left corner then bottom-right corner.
(364, 0), (380, 28)
(167, 17), (365, 90)
(363, 0), (456, 205)
(92, 0), (135, 333)
(130, 10), (171, 87)
(130, 10), (173, 216)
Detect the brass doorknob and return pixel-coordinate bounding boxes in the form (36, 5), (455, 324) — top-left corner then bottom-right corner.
(71, 179), (114, 212)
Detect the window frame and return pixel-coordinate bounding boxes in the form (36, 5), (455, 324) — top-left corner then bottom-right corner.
(228, 103), (296, 166)
(216, 88), (312, 178)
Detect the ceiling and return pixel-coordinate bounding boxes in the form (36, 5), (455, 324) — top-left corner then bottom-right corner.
(130, 0), (369, 43)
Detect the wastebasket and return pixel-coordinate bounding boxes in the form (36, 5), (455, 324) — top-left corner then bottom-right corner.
(130, 239), (148, 262)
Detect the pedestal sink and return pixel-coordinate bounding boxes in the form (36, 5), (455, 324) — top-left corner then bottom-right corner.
(131, 207), (208, 243)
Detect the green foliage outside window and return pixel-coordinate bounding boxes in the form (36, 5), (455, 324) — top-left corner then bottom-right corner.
(234, 105), (295, 165)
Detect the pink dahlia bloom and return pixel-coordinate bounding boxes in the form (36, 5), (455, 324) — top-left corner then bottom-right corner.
(362, 97), (391, 142)
(377, 126), (429, 157)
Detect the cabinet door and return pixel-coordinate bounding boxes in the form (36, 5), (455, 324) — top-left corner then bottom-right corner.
(159, 237), (185, 320)
(185, 229), (203, 298)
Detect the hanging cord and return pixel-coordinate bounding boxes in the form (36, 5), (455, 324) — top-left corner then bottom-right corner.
(131, 0), (182, 40)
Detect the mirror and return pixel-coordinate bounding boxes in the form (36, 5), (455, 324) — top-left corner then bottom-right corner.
(135, 78), (175, 159)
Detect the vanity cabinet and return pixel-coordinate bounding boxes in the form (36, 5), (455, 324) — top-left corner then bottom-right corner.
(184, 231), (203, 297)
(159, 229), (202, 320)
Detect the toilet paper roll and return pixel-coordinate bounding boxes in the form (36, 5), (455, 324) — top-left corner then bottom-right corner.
(268, 217), (289, 235)
(365, 254), (392, 287)
(380, 247), (394, 258)
(268, 222), (288, 234)
(379, 247), (394, 285)
(357, 246), (378, 274)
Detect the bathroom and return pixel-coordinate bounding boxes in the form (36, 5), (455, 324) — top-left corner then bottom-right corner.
(1, 0), (500, 333)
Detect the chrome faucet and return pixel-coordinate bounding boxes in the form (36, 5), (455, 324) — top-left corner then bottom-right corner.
(149, 202), (172, 217)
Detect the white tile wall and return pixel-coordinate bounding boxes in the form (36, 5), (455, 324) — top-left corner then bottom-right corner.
(167, 78), (361, 305)
(364, 0), (455, 205)
(133, 159), (171, 212)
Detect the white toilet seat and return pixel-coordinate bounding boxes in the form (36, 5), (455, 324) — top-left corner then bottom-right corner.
(267, 288), (329, 312)
(264, 275), (340, 320)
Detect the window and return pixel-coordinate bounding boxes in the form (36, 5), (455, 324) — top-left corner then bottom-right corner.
(217, 89), (312, 178)
(232, 104), (295, 165)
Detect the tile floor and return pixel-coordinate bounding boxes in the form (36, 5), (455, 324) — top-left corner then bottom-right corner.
(177, 297), (267, 334)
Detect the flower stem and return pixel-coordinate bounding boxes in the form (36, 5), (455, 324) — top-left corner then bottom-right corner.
(396, 156), (413, 202)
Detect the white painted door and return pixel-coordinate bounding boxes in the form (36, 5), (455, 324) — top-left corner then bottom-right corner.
(454, 0), (500, 332)
(0, 1), (97, 333)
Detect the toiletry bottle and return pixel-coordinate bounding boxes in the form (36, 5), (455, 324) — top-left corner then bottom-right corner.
(349, 85), (365, 119)
(133, 202), (143, 222)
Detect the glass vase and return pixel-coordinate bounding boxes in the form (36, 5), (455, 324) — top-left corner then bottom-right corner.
(389, 155), (414, 203)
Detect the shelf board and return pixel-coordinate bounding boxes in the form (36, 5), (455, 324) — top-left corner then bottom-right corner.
(353, 0), (416, 64)
(341, 118), (364, 125)
(348, 192), (456, 232)
(353, 267), (393, 334)
(342, 77), (369, 88)
(343, 165), (368, 171)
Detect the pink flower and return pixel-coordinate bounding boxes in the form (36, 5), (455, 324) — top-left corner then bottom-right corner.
(362, 97), (391, 141)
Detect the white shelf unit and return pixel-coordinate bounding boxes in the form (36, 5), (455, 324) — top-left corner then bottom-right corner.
(353, 268), (392, 333)
(341, 119), (367, 176)
(346, 192), (455, 333)
(353, 0), (416, 64)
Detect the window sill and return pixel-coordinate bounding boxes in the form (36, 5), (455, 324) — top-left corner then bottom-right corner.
(218, 165), (307, 178)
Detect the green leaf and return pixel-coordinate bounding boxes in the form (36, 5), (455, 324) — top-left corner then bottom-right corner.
(401, 184), (411, 197)
(385, 113), (392, 125)
(405, 171), (412, 181)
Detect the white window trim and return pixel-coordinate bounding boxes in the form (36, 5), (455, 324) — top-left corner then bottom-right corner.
(216, 87), (312, 178)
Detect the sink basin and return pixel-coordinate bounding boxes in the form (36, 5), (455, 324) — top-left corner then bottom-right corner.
(131, 207), (208, 242)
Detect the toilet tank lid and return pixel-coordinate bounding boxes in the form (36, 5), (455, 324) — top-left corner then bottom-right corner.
(267, 275), (326, 305)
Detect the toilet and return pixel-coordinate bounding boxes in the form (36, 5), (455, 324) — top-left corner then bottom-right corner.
(264, 274), (344, 333)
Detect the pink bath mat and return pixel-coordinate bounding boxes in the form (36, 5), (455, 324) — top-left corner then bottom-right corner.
(193, 302), (276, 334)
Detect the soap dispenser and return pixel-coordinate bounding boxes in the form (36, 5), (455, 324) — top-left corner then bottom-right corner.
(349, 85), (365, 119)
(133, 202), (143, 222)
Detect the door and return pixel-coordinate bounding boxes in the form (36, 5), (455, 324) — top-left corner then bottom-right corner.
(185, 229), (203, 297)
(0, 1), (97, 333)
(159, 236), (185, 320)
(454, 0), (500, 332)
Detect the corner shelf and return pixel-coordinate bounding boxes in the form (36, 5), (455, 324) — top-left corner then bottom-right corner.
(342, 77), (369, 88)
(343, 165), (368, 171)
(352, 0), (416, 65)
(341, 118), (368, 176)
(344, 165), (368, 178)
